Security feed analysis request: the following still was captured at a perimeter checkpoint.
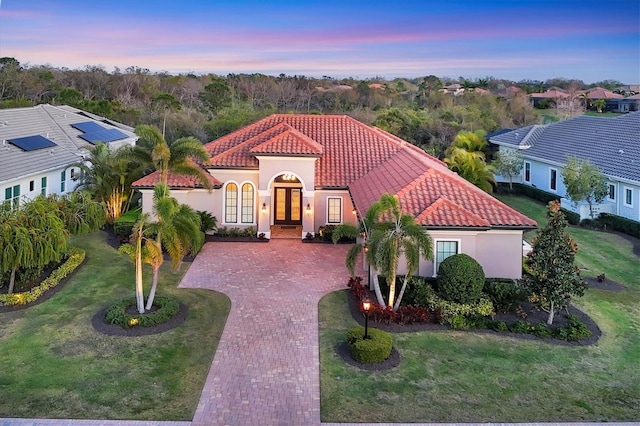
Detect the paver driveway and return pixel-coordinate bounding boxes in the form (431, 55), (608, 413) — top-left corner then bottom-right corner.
(179, 239), (356, 426)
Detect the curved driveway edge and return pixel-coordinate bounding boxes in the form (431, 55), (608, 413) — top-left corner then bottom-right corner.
(179, 239), (353, 426)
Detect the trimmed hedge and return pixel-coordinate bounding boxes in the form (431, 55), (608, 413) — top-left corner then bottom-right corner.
(113, 208), (142, 238)
(413, 284), (494, 323)
(516, 184), (559, 204)
(346, 326), (393, 364)
(437, 254), (485, 304)
(104, 295), (180, 328)
(0, 247), (86, 306)
(597, 213), (640, 239)
(560, 208), (580, 225)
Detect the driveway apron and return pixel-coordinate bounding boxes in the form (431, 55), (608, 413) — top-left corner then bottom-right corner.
(179, 239), (355, 426)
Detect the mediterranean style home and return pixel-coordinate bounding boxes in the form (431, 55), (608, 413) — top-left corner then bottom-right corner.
(133, 114), (537, 279)
(0, 104), (137, 208)
(490, 112), (640, 223)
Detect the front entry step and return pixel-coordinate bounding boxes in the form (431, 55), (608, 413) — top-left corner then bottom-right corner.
(270, 225), (302, 239)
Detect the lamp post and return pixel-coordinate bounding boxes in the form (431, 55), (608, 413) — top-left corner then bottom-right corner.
(362, 299), (371, 339)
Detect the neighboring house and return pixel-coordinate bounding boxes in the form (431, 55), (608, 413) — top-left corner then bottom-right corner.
(0, 104), (137, 208)
(133, 114), (536, 279)
(529, 90), (570, 108)
(618, 94), (640, 113)
(490, 112), (640, 223)
(586, 87), (624, 112)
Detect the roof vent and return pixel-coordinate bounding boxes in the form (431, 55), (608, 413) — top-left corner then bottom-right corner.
(619, 149), (624, 154)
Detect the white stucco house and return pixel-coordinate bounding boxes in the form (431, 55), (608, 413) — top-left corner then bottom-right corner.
(490, 112), (640, 223)
(0, 104), (137, 209)
(133, 114), (537, 279)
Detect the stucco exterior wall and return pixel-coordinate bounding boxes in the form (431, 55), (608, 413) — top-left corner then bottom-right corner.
(313, 189), (357, 232)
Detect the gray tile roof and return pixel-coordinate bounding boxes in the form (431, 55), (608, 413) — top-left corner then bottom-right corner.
(489, 112), (640, 182)
(0, 104), (137, 183)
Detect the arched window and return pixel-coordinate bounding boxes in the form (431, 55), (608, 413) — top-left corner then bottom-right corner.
(225, 183), (237, 223)
(241, 183), (254, 223)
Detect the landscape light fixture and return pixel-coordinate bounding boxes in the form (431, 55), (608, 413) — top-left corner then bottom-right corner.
(362, 299), (371, 339)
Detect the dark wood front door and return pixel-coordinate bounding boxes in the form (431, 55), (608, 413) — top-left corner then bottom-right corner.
(274, 187), (302, 225)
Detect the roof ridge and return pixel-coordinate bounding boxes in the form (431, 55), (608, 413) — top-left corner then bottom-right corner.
(207, 121), (290, 165)
(415, 197), (491, 227)
(250, 126), (323, 155)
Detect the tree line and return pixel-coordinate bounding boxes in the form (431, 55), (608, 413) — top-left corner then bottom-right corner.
(2, 56), (625, 158)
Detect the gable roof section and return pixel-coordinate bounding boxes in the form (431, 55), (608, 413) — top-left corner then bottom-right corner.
(349, 146), (536, 228)
(132, 170), (222, 189)
(490, 112), (640, 182)
(249, 125), (323, 156)
(205, 115), (405, 187)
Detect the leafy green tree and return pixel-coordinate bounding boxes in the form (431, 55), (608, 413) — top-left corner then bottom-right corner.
(493, 149), (524, 189)
(199, 75), (232, 114)
(523, 201), (587, 325)
(593, 98), (606, 113)
(44, 192), (106, 235)
(133, 125), (212, 189)
(366, 194), (433, 310)
(561, 157), (608, 219)
(74, 142), (137, 224)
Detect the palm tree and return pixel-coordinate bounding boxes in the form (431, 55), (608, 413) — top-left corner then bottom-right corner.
(332, 200), (388, 306)
(132, 125), (212, 189)
(74, 142), (136, 224)
(359, 194), (433, 310)
(144, 183), (203, 310)
(445, 131), (496, 193)
(118, 183), (204, 313)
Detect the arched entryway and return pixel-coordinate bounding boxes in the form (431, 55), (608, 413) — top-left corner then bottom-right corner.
(273, 173), (303, 226)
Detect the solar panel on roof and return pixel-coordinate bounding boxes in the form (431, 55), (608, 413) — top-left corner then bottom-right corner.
(8, 135), (57, 151)
(71, 121), (105, 133)
(79, 128), (128, 144)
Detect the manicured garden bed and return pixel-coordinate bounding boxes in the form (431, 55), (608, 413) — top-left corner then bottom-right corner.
(0, 230), (230, 420)
(320, 196), (640, 423)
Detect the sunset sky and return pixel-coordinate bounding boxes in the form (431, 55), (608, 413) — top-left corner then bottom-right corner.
(0, 0), (638, 83)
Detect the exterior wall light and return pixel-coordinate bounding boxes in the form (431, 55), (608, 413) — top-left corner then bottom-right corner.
(352, 208), (357, 215)
(261, 202), (267, 213)
(306, 203), (311, 214)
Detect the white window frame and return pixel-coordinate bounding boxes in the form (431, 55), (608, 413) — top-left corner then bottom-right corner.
(549, 167), (558, 192)
(433, 239), (461, 276)
(326, 196), (343, 224)
(4, 184), (20, 209)
(223, 181), (256, 225)
(623, 186), (633, 207)
(524, 161), (531, 183)
(61, 170), (66, 193)
(608, 183), (615, 201)
(41, 177), (47, 196)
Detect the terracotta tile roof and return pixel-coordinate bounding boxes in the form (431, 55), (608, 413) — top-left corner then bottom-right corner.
(132, 170), (222, 189)
(530, 90), (569, 98)
(250, 125), (323, 156)
(204, 114), (536, 229)
(586, 88), (624, 99)
(349, 147), (537, 228)
(205, 115), (405, 186)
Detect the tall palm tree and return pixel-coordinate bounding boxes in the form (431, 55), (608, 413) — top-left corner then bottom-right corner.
(74, 142), (136, 224)
(363, 194), (433, 310)
(445, 130), (496, 193)
(332, 200), (388, 306)
(117, 184), (204, 313)
(144, 183), (203, 310)
(132, 125), (212, 189)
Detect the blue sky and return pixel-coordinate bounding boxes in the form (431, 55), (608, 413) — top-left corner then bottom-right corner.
(0, 0), (638, 83)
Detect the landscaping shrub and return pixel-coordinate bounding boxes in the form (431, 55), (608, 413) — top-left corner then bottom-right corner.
(412, 284), (494, 324)
(346, 326), (393, 364)
(104, 295), (180, 328)
(484, 279), (527, 312)
(0, 248), (85, 306)
(113, 208), (141, 239)
(197, 211), (217, 232)
(437, 254), (485, 304)
(596, 213), (640, 239)
(560, 208), (580, 225)
(554, 314), (592, 341)
(515, 183), (559, 204)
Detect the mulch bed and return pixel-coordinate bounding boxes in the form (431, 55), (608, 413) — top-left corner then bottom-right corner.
(585, 276), (627, 292)
(91, 303), (188, 336)
(334, 342), (401, 371)
(344, 289), (603, 347)
(205, 235), (269, 243)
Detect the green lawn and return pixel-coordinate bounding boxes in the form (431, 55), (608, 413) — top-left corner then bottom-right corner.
(0, 231), (230, 420)
(320, 196), (640, 423)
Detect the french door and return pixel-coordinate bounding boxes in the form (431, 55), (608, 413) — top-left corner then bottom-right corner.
(274, 187), (302, 225)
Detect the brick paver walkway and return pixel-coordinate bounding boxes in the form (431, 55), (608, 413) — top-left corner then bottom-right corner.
(179, 239), (354, 426)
